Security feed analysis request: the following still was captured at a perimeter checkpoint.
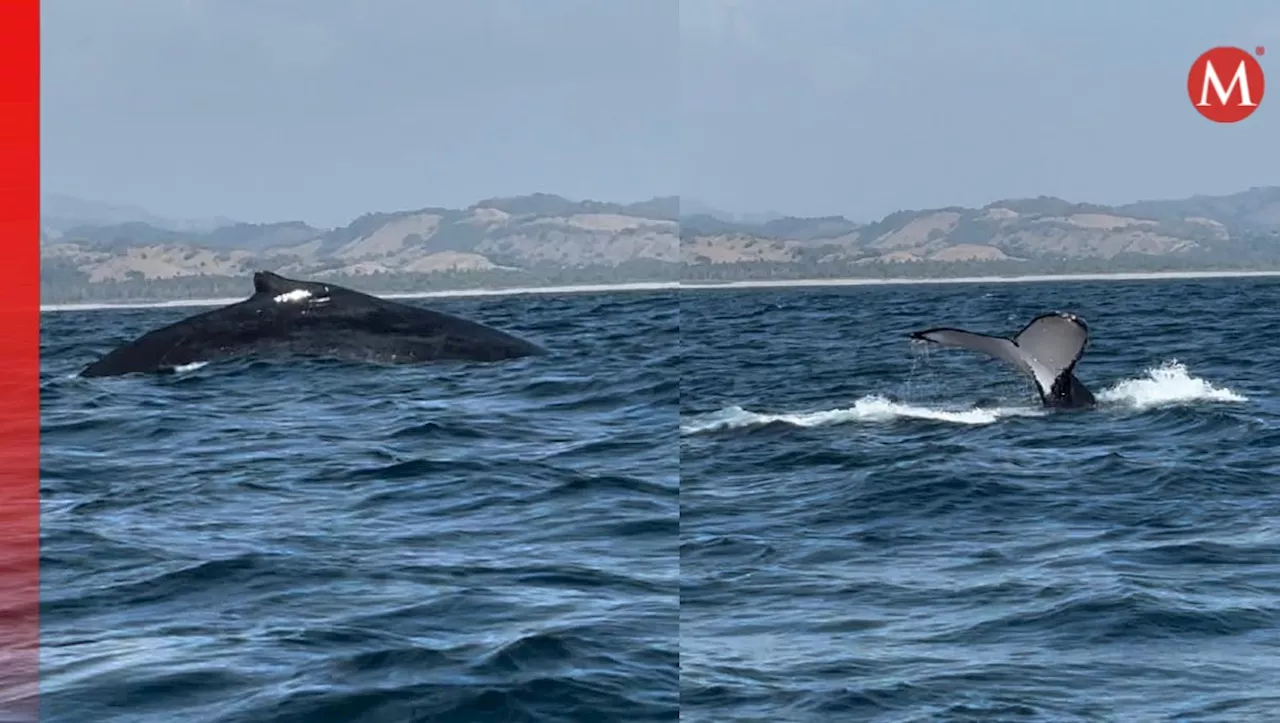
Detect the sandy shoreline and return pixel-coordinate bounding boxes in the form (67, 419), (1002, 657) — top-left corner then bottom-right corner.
(680, 269), (1280, 290)
(40, 281), (682, 312)
(39, 270), (1280, 312)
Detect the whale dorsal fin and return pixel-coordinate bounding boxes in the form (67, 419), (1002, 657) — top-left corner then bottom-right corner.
(251, 271), (337, 302)
(909, 312), (1090, 403)
(253, 271), (301, 295)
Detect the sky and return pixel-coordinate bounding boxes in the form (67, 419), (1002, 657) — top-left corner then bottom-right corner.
(41, 0), (679, 227)
(42, 0), (1280, 227)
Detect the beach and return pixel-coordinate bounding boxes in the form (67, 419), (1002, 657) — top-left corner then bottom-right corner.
(680, 269), (1280, 290)
(39, 281), (682, 312)
(38, 269), (1280, 312)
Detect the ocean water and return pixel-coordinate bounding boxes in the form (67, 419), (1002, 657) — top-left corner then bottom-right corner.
(680, 278), (1280, 722)
(37, 278), (1280, 722)
(38, 291), (679, 722)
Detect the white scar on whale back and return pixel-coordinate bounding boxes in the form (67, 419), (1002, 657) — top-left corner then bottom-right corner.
(274, 289), (312, 303)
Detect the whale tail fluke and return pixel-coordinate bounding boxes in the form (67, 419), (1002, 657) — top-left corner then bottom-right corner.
(909, 312), (1095, 408)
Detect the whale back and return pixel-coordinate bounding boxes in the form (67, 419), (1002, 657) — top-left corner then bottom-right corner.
(79, 271), (546, 377)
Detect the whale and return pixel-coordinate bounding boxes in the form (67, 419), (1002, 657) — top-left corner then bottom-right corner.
(79, 271), (547, 378)
(908, 311), (1096, 409)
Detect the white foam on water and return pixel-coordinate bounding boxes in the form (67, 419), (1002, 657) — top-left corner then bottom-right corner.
(1096, 360), (1246, 410)
(681, 395), (1045, 434)
(684, 361), (1249, 435)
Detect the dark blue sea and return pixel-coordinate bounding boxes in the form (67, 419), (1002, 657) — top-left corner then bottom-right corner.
(38, 291), (679, 723)
(38, 278), (1280, 722)
(680, 277), (1280, 723)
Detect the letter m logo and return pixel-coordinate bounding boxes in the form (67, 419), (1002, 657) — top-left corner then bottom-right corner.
(1188, 46), (1266, 123)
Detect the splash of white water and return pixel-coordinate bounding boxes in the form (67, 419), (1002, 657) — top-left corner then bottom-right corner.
(683, 361), (1246, 434)
(1096, 360), (1246, 410)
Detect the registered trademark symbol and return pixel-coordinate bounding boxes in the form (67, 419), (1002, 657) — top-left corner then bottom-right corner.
(1257, 46), (1266, 56)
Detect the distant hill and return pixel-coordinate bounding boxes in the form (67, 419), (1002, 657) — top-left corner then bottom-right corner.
(680, 186), (1280, 282)
(41, 192), (239, 237)
(38, 187), (1280, 304)
(678, 197), (786, 225)
(40, 193), (681, 303)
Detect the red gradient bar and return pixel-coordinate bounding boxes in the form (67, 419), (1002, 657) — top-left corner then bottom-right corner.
(0, 0), (40, 720)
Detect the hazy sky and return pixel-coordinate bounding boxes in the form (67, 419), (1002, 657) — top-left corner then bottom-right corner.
(41, 0), (679, 226)
(43, 0), (1280, 226)
(682, 0), (1280, 221)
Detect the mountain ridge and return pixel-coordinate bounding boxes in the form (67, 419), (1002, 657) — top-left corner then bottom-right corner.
(39, 187), (1280, 303)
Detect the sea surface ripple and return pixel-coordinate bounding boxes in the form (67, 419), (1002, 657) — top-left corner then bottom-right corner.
(39, 291), (679, 723)
(680, 278), (1280, 722)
